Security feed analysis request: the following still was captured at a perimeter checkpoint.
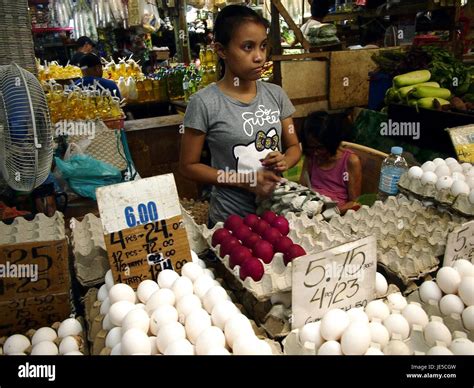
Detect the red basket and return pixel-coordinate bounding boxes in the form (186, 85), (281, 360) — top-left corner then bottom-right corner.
(103, 115), (125, 130)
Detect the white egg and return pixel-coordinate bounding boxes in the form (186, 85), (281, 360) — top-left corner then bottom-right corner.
(254, 340), (273, 355)
(421, 171), (438, 185)
(462, 306), (474, 330)
(156, 322), (186, 353)
(4, 334), (31, 354)
(185, 308), (212, 344)
(427, 346), (453, 355)
(224, 313), (254, 348)
(149, 336), (159, 355)
(451, 180), (470, 196)
(458, 276), (474, 306)
(176, 294), (202, 321)
(191, 250), (199, 262)
(439, 294), (465, 316)
(111, 343), (121, 355)
(109, 283), (136, 304)
(437, 267), (461, 294)
(105, 269), (114, 290)
(193, 274), (216, 299)
(383, 340), (411, 355)
(211, 300), (240, 330)
(466, 177), (474, 189)
(97, 284), (109, 302)
(109, 301), (136, 327)
(408, 166), (423, 179)
(105, 327), (122, 349)
(347, 308), (369, 324)
(203, 286), (230, 313)
(453, 259), (474, 279)
(64, 351), (83, 355)
(402, 303), (429, 328)
(470, 190), (474, 205)
(368, 321), (390, 347)
(387, 292), (407, 312)
(375, 272), (388, 297)
(449, 163), (463, 174)
(449, 338), (474, 355)
(341, 322), (371, 355)
(100, 297), (111, 315)
(58, 318), (82, 338)
(204, 269), (216, 279)
(122, 308), (150, 334)
(181, 262), (204, 282)
(461, 162), (472, 172)
(203, 347), (231, 355)
(419, 280), (443, 303)
(435, 176), (453, 191)
(298, 321), (324, 349)
(424, 321), (452, 347)
(232, 335), (260, 355)
(195, 326), (226, 355)
(196, 258), (207, 269)
(434, 164), (451, 178)
(451, 172), (466, 181)
(468, 169), (474, 178)
(421, 161), (436, 172)
(383, 313), (410, 339)
(365, 347), (384, 355)
(31, 341), (59, 355)
(157, 269), (180, 289)
(317, 340), (342, 355)
(121, 328), (151, 355)
(445, 157), (458, 165)
(365, 300), (390, 321)
(31, 327), (57, 346)
(149, 305), (178, 335)
(270, 292), (292, 308)
(164, 338), (195, 355)
(59, 336), (80, 355)
(171, 276), (194, 301)
(320, 309), (350, 341)
(102, 313), (114, 331)
(145, 289), (176, 313)
(432, 158), (446, 167)
(136, 280), (159, 304)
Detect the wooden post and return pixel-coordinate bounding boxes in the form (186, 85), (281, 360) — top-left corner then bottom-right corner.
(174, 0), (191, 63)
(270, 1), (282, 86)
(271, 0), (310, 51)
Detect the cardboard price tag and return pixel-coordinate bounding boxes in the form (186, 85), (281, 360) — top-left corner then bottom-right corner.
(105, 215), (191, 289)
(291, 236), (377, 329)
(443, 221), (474, 267)
(0, 239), (69, 301)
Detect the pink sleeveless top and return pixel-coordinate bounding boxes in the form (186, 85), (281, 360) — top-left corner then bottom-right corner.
(310, 149), (353, 206)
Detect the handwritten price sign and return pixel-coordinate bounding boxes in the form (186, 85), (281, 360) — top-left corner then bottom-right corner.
(443, 221), (474, 268)
(291, 236), (377, 329)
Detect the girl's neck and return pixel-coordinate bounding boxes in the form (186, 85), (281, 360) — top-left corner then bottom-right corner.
(217, 71), (257, 102)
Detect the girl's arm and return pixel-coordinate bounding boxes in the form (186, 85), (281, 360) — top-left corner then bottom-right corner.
(179, 127), (281, 197)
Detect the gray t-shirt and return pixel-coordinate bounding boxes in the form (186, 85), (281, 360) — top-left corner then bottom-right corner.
(184, 81), (295, 224)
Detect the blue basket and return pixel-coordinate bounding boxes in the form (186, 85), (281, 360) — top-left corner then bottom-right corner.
(368, 71), (393, 111)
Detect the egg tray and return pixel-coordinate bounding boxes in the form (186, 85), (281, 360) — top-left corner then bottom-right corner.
(398, 173), (474, 217)
(71, 213), (110, 288)
(0, 212), (65, 245)
(180, 198), (209, 227)
(257, 181), (339, 220)
(181, 205), (211, 256)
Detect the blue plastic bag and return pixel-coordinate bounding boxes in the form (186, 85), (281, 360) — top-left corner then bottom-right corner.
(55, 155), (122, 200)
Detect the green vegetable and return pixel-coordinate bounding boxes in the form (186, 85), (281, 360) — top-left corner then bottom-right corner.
(463, 94), (474, 103)
(411, 86), (451, 100)
(416, 97), (450, 110)
(393, 70), (431, 88)
(398, 82), (440, 98)
(384, 87), (400, 104)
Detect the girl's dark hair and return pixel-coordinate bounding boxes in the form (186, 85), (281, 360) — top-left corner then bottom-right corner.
(301, 111), (350, 156)
(213, 5), (269, 78)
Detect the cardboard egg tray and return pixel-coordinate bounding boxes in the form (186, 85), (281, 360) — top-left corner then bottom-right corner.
(398, 173), (474, 217)
(180, 198), (209, 227)
(181, 206), (210, 256)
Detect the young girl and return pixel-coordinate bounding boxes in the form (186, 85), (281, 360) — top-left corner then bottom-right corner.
(180, 5), (301, 226)
(300, 111), (362, 214)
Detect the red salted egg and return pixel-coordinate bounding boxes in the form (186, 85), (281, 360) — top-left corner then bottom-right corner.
(261, 210), (277, 224)
(243, 214), (259, 228)
(284, 244), (306, 266)
(232, 225), (252, 242)
(219, 237), (240, 257)
(224, 215), (243, 232)
(271, 216), (290, 236)
(229, 246), (253, 269)
(242, 232), (261, 250)
(262, 227), (282, 246)
(239, 258), (264, 282)
(252, 219), (270, 236)
(211, 228), (231, 247)
(274, 236), (293, 254)
(252, 240), (274, 264)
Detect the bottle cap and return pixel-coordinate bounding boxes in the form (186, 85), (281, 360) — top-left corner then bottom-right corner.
(391, 146), (403, 155)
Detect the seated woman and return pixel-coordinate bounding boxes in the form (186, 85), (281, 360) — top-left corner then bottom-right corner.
(299, 111), (362, 214)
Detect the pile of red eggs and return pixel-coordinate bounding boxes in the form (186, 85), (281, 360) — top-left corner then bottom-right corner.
(211, 211), (306, 282)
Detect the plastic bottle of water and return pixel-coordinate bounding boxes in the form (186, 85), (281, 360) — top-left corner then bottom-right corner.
(378, 146), (408, 201)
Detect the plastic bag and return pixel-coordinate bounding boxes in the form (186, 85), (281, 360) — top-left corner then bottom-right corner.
(54, 154), (122, 200)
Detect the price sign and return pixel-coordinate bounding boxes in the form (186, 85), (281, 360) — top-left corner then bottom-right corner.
(443, 221), (474, 267)
(292, 236), (377, 329)
(97, 174), (192, 289)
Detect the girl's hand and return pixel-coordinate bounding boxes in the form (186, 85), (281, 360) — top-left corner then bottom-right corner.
(260, 151), (288, 172)
(249, 170), (282, 198)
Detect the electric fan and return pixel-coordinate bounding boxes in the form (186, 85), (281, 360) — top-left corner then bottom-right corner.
(0, 63), (54, 192)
